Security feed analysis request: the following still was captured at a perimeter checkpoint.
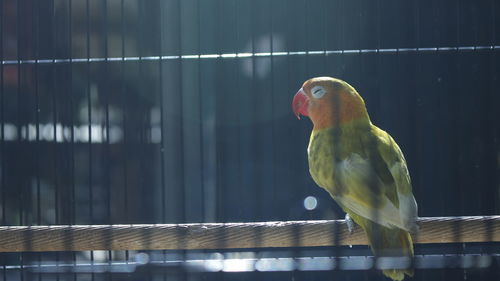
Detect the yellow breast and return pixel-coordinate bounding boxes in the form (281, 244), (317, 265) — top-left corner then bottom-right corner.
(307, 129), (339, 195)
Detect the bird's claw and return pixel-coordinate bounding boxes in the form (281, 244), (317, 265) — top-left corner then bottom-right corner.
(345, 213), (354, 234)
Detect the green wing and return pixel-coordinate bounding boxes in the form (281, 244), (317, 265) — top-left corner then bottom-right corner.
(333, 126), (417, 232)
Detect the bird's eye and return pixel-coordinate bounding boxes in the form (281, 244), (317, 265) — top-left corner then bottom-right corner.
(311, 85), (326, 99)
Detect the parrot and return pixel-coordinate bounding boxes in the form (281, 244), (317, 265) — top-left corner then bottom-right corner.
(292, 77), (418, 280)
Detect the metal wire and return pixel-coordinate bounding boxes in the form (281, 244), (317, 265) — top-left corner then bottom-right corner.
(0, 45), (498, 66)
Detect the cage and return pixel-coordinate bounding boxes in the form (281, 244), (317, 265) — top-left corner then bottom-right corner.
(0, 0), (499, 280)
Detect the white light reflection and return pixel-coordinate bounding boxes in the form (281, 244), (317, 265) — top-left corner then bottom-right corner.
(134, 253), (150, 265)
(19, 254), (499, 273)
(296, 257), (335, 271)
(222, 259), (255, 272)
(222, 252), (256, 272)
(304, 196), (318, 210)
(82, 250), (109, 263)
(204, 253), (224, 272)
(255, 258), (295, 271)
(0, 123), (136, 144)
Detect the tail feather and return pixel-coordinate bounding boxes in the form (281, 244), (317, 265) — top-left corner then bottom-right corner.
(383, 268), (412, 281)
(381, 229), (414, 280)
(348, 211), (414, 280)
(370, 224), (414, 280)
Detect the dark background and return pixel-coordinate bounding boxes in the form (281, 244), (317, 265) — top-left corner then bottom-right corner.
(0, 0), (499, 280)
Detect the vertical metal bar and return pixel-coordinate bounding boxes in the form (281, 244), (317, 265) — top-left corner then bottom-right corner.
(121, 0), (130, 266)
(284, 10), (295, 269)
(50, 4), (62, 276)
(195, 0), (208, 275)
(143, 0), (152, 262)
(414, 1), (429, 279)
(492, 1), (498, 277)
(85, 0), (95, 280)
(178, 0), (186, 279)
(17, 0), (23, 228)
(374, 0), (382, 275)
(34, 0), (41, 228)
(159, 0), (166, 225)
(52, 0), (59, 226)
(249, 0), (257, 222)
(358, 0), (363, 84)
(487, 0), (498, 262)
(454, 2), (466, 280)
(235, 0), (242, 226)
(322, 0), (327, 73)
(268, 0), (281, 270)
(234, 0), (245, 239)
(16, 0), (24, 280)
(395, 0), (417, 276)
(158, 1), (167, 277)
(68, 0), (73, 223)
(67, 0), (78, 280)
(269, 0), (276, 220)
(177, 0), (185, 225)
(453, 0), (460, 220)
(102, 0), (112, 279)
(304, 0), (309, 74)
(0, 0), (4, 243)
(103, 0), (110, 225)
(214, 0), (222, 223)
(0, 0), (4, 238)
(139, 2), (150, 247)
(333, 0), (344, 275)
(33, 0), (42, 279)
(318, 0), (336, 276)
(121, 0), (128, 225)
(340, 0), (345, 73)
(0, 0), (6, 234)
(212, 0), (227, 260)
(138, 0), (144, 208)
(48, 0), (60, 276)
(86, 0), (93, 224)
(197, 0), (204, 225)
(178, 0), (189, 280)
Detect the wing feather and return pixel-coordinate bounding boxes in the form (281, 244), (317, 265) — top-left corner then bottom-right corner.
(335, 153), (409, 230)
(334, 127), (418, 232)
(375, 128), (418, 232)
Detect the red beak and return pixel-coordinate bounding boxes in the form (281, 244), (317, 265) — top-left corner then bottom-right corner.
(292, 88), (309, 119)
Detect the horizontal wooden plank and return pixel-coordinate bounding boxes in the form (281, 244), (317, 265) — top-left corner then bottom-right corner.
(0, 216), (498, 252)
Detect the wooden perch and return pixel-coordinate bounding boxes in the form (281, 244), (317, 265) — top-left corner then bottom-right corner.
(0, 216), (498, 253)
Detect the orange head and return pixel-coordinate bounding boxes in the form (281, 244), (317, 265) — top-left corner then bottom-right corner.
(292, 77), (370, 131)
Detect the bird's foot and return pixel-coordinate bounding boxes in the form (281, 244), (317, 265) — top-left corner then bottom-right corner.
(345, 213), (354, 233)
(408, 221), (420, 235)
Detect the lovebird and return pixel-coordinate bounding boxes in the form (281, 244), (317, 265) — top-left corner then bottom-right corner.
(292, 77), (418, 280)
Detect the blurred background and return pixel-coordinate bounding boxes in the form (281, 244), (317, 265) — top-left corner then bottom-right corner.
(0, 0), (499, 280)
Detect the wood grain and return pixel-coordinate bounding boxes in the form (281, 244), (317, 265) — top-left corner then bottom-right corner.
(0, 216), (498, 252)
